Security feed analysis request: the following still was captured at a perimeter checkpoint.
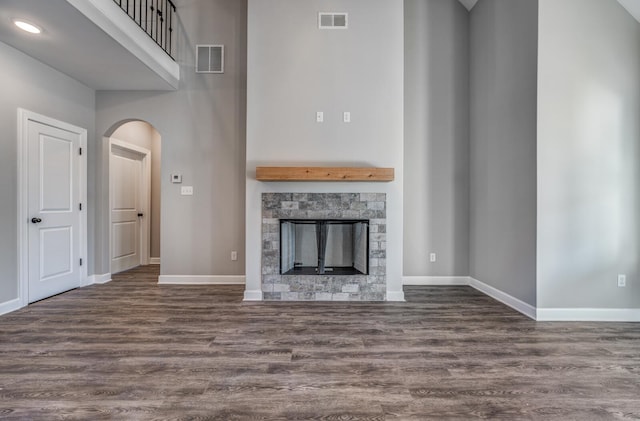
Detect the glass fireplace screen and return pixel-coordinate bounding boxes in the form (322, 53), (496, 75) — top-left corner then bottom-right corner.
(280, 219), (369, 276)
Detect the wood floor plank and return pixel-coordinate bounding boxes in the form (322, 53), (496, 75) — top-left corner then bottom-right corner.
(0, 266), (638, 420)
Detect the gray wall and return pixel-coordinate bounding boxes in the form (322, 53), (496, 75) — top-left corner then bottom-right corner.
(469, 0), (538, 306)
(95, 0), (247, 277)
(111, 121), (162, 259)
(0, 41), (95, 304)
(404, 0), (470, 277)
(245, 0), (405, 299)
(537, 0), (640, 309)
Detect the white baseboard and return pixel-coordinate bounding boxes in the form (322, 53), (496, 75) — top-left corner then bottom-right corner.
(537, 308), (640, 322)
(403, 276), (469, 286)
(243, 289), (263, 301)
(402, 275), (535, 319)
(0, 298), (23, 316)
(89, 273), (112, 285)
(158, 275), (246, 285)
(404, 275), (638, 322)
(386, 290), (406, 302)
(468, 277), (537, 320)
(149, 257), (160, 265)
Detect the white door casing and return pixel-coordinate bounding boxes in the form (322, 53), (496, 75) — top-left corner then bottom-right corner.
(18, 109), (87, 305)
(109, 139), (150, 274)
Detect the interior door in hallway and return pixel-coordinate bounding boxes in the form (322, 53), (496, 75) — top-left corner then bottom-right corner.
(110, 142), (149, 274)
(27, 120), (82, 303)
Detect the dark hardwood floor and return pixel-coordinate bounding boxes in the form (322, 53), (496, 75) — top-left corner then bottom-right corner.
(0, 266), (639, 420)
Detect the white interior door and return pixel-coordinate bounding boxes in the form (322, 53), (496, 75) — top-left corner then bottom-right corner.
(110, 143), (148, 274)
(27, 120), (82, 303)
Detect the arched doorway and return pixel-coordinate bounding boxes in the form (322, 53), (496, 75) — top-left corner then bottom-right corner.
(104, 120), (162, 274)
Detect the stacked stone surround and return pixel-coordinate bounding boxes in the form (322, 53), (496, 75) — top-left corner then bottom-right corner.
(262, 193), (387, 301)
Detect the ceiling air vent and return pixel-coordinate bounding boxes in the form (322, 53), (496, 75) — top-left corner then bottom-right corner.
(318, 13), (348, 29)
(196, 45), (224, 73)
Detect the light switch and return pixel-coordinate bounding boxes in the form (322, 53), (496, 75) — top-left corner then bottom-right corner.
(316, 111), (324, 123)
(181, 186), (194, 196)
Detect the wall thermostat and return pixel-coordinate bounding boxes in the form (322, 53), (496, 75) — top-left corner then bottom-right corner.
(171, 173), (182, 183)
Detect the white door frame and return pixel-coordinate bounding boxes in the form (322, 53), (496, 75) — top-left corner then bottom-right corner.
(108, 138), (151, 271)
(17, 109), (88, 307)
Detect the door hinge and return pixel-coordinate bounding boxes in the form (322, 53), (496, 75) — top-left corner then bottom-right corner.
(80, 258), (83, 266)
(79, 147), (82, 156)
(79, 203), (82, 211)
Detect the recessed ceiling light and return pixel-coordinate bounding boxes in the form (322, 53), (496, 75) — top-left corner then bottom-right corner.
(13, 20), (42, 34)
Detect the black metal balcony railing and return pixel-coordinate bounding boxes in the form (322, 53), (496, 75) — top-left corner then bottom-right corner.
(114, 0), (176, 60)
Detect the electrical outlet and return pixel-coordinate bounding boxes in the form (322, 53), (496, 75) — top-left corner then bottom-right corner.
(181, 186), (194, 196)
(231, 251), (238, 261)
(618, 274), (626, 287)
(430, 253), (436, 263)
(343, 111), (351, 123)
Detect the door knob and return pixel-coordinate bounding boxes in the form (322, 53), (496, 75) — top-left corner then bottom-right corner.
(31, 217), (42, 224)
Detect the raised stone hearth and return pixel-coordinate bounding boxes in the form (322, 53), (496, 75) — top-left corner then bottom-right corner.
(262, 193), (386, 301)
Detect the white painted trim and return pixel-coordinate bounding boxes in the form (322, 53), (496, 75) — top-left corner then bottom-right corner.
(158, 275), (246, 285)
(469, 277), (537, 320)
(109, 138), (152, 271)
(402, 276), (535, 318)
(80, 275), (93, 287)
(17, 109), (88, 306)
(65, 0), (179, 89)
(403, 276), (640, 322)
(0, 298), (23, 316)
(17, 110), (27, 307)
(537, 308), (640, 322)
(80, 128), (88, 290)
(243, 289), (263, 301)
(403, 276), (470, 286)
(149, 258), (161, 265)
(88, 273), (112, 285)
(385, 291), (406, 302)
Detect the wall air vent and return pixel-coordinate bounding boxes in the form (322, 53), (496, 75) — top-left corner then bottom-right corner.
(318, 13), (348, 29)
(196, 45), (224, 73)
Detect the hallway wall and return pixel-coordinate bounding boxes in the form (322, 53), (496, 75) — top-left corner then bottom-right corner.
(537, 0), (640, 309)
(404, 0), (470, 277)
(95, 0), (247, 278)
(469, 0), (539, 306)
(0, 41), (95, 307)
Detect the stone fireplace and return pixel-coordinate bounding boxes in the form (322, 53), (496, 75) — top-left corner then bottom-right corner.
(261, 193), (386, 301)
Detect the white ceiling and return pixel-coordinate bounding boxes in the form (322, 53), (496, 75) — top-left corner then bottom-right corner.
(0, 0), (176, 90)
(617, 0), (640, 23)
(2, 0), (639, 91)
(459, 0), (640, 24)
(458, 0), (479, 12)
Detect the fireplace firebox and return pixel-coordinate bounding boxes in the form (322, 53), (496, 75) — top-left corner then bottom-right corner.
(261, 193), (386, 301)
(280, 219), (369, 276)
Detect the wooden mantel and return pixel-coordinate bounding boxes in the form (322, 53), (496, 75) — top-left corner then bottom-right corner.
(256, 166), (394, 182)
